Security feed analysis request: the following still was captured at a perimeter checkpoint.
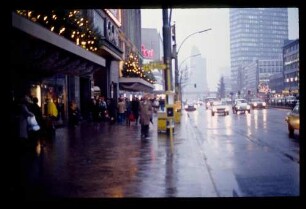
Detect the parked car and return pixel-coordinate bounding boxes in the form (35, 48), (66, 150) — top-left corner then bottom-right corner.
(184, 103), (196, 111)
(285, 96), (298, 105)
(211, 101), (230, 116)
(232, 99), (251, 114)
(285, 103), (299, 136)
(249, 98), (267, 109)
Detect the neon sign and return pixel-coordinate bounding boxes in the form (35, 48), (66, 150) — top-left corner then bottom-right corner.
(141, 44), (154, 59)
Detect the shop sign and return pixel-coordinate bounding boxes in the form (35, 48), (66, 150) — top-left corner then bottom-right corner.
(141, 44), (154, 59)
(142, 61), (166, 71)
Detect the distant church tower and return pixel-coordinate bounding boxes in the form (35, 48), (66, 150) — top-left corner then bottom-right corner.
(184, 46), (208, 97)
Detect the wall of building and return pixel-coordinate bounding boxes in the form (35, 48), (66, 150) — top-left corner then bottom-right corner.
(230, 8), (288, 91)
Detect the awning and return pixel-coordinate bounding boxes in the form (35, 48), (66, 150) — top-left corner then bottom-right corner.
(119, 77), (154, 92)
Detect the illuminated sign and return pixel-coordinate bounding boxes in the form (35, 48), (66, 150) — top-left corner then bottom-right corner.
(106, 18), (119, 47)
(141, 44), (154, 59)
(142, 61), (166, 71)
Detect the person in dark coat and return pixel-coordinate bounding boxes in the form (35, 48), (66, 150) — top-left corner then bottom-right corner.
(131, 96), (140, 125)
(107, 98), (117, 124)
(18, 95), (35, 140)
(139, 95), (153, 138)
(28, 97), (43, 128)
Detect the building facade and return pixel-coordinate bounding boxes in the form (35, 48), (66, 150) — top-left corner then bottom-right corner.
(141, 28), (164, 94)
(243, 59), (283, 96)
(269, 73), (284, 94)
(119, 9), (154, 97)
(183, 46), (208, 100)
(229, 8), (288, 92)
(11, 9), (157, 121)
(283, 39), (299, 95)
(12, 9), (124, 122)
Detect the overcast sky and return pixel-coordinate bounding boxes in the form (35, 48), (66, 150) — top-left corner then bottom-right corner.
(141, 8), (299, 91)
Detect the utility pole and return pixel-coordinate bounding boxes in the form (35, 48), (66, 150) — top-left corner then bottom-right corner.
(172, 23), (179, 102)
(162, 9), (174, 137)
(162, 9), (172, 96)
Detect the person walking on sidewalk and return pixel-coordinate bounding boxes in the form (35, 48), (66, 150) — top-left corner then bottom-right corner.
(131, 96), (140, 125)
(139, 95), (153, 138)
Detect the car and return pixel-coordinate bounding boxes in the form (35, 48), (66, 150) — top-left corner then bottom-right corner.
(221, 98), (233, 105)
(232, 99), (251, 114)
(285, 103), (299, 136)
(184, 103), (196, 111)
(211, 101), (230, 116)
(249, 98), (267, 109)
(205, 97), (218, 109)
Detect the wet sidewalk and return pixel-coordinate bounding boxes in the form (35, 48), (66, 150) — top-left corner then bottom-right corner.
(10, 112), (218, 199)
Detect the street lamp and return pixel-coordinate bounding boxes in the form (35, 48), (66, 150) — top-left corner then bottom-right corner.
(178, 53), (201, 71)
(177, 28), (212, 55)
(173, 27), (212, 103)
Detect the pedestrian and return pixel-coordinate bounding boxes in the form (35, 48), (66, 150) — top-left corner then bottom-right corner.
(107, 98), (117, 125)
(125, 98), (131, 126)
(159, 98), (165, 111)
(139, 95), (153, 138)
(117, 98), (126, 124)
(18, 95), (35, 139)
(69, 100), (80, 126)
(28, 96), (43, 144)
(131, 96), (140, 125)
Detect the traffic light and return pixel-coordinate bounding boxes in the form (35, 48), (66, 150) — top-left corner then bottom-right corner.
(166, 105), (174, 118)
(171, 23), (176, 42)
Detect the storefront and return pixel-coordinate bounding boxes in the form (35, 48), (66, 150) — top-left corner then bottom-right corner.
(119, 77), (154, 99)
(12, 12), (106, 124)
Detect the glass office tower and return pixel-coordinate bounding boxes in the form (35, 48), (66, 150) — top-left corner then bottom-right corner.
(229, 8), (288, 92)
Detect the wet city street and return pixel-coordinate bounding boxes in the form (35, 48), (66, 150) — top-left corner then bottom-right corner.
(10, 105), (300, 200)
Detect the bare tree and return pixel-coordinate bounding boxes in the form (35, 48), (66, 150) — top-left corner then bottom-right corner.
(178, 65), (191, 104)
(217, 76), (226, 99)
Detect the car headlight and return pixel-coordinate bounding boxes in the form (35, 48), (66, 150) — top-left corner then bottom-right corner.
(212, 107), (217, 112)
(225, 107), (229, 111)
(247, 105), (250, 109)
(184, 105), (188, 108)
(263, 102), (266, 106)
(254, 103), (257, 106)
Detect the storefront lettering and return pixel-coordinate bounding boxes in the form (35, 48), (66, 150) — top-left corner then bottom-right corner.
(141, 44), (154, 59)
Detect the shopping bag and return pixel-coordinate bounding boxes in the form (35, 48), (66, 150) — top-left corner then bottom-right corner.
(129, 113), (135, 122)
(27, 116), (40, 131)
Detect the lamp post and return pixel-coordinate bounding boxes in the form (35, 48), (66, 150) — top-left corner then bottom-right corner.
(173, 28), (212, 103)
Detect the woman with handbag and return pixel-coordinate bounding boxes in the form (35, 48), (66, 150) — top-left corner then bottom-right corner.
(17, 95), (36, 149)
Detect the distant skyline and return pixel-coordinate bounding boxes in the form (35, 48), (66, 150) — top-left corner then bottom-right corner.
(141, 8), (299, 91)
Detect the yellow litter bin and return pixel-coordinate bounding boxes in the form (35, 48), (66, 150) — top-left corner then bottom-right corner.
(157, 111), (167, 132)
(174, 110), (181, 123)
(174, 101), (181, 123)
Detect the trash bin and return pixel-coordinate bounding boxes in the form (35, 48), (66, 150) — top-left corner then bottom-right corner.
(174, 110), (181, 123)
(174, 101), (181, 123)
(157, 111), (167, 132)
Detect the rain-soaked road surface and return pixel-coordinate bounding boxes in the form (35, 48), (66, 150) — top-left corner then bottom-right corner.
(10, 105), (299, 199)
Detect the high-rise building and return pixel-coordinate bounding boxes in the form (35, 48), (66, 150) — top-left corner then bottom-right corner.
(183, 46), (208, 99)
(229, 8), (288, 92)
